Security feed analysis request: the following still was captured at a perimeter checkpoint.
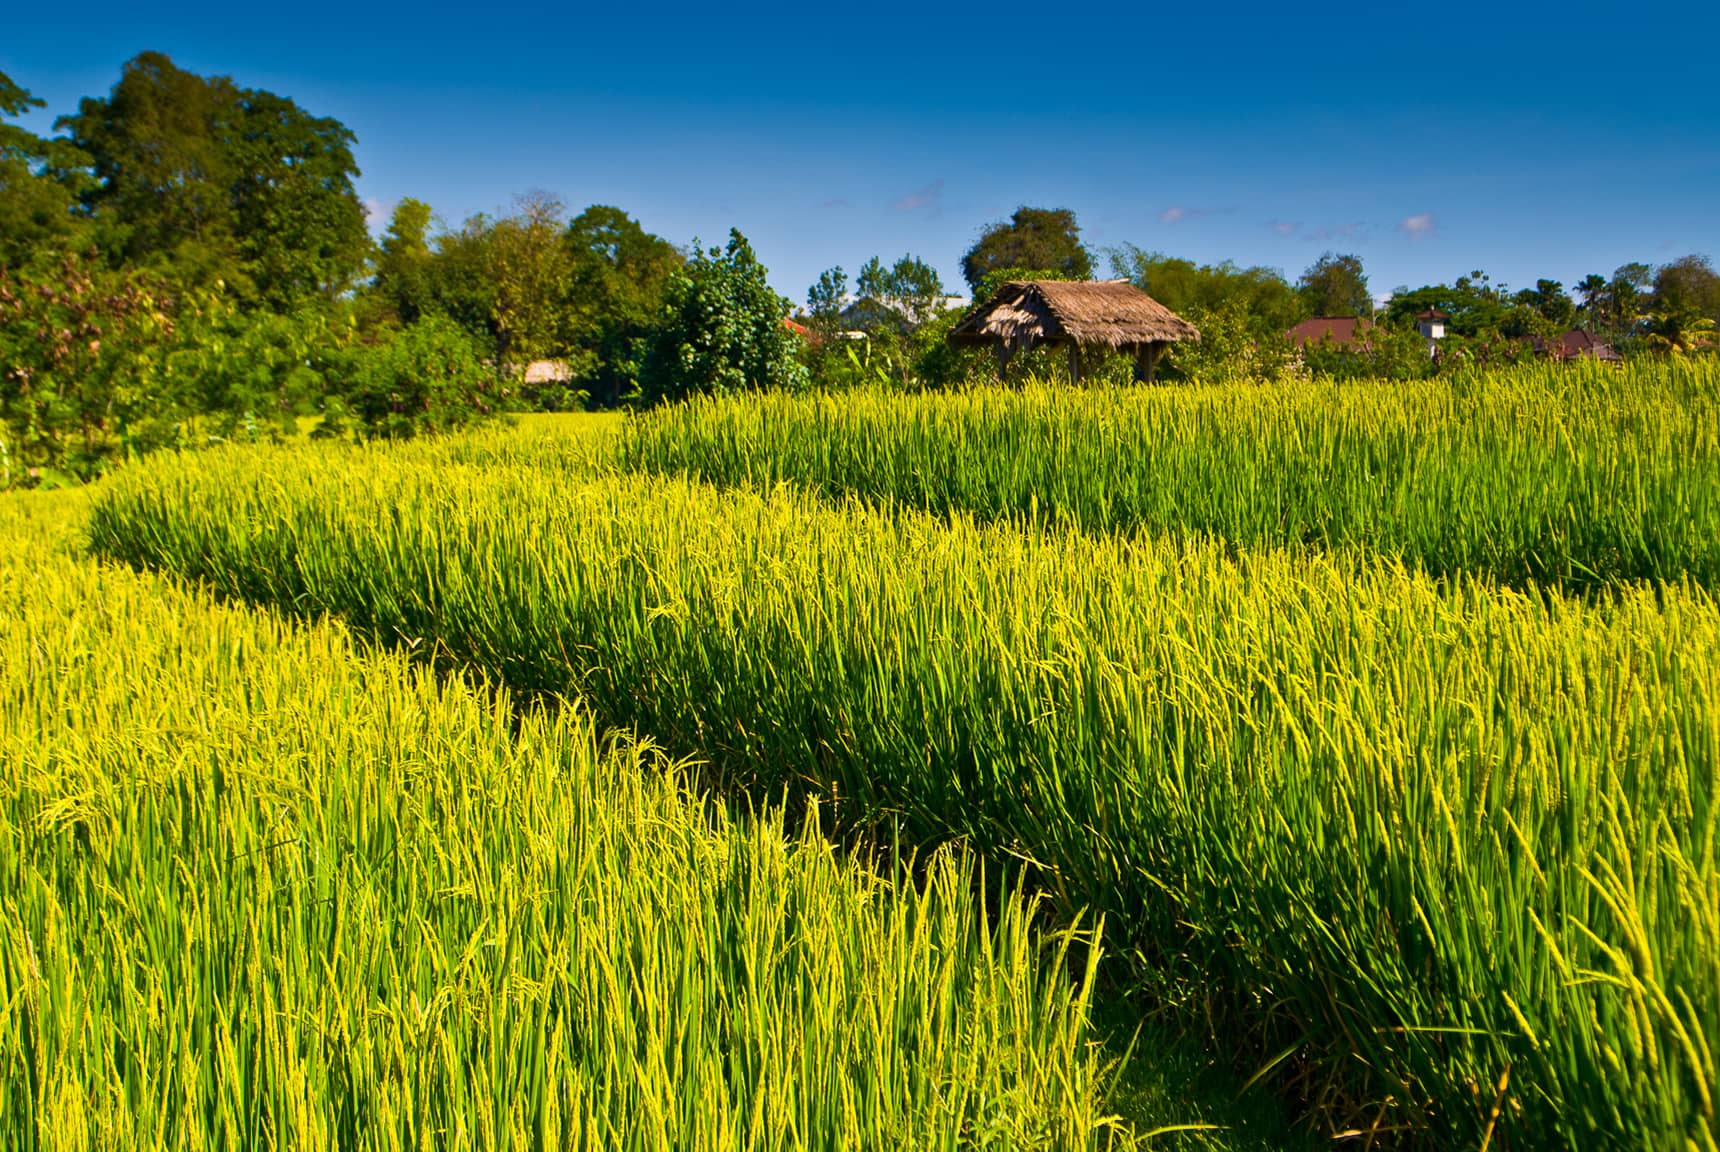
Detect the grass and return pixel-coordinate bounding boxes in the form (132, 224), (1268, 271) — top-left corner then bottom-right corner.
(617, 359), (1720, 589)
(85, 438), (1720, 1148)
(1, 488), (1296, 1150)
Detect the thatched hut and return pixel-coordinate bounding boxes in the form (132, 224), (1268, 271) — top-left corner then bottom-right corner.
(947, 280), (1199, 383)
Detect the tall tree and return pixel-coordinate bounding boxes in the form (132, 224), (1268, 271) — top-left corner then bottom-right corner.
(856, 254), (945, 328)
(1297, 252), (1372, 317)
(372, 198), (436, 324)
(960, 207), (1092, 293)
(1653, 255), (1720, 322)
(486, 191), (572, 364)
(562, 203), (682, 405)
(806, 265), (848, 334)
(228, 89), (369, 304)
(0, 69), (87, 267)
(58, 52), (366, 305)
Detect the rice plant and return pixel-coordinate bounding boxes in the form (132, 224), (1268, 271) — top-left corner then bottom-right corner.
(1, 491), (1212, 1151)
(85, 443), (1720, 1147)
(618, 358), (1720, 589)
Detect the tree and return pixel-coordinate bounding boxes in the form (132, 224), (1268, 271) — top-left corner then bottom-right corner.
(227, 88), (369, 305)
(1297, 252), (1371, 317)
(562, 204), (682, 406)
(485, 191), (572, 364)
(372, 198), (436, 324)
(1515, 279), (1574, 328)
(856, 254), (945, 328)
(960, 207), (1092, 293)
(0, 69), (88, 268)
(332, 315), (504, 440)
(57, 52), (367, 305)
(1109, 245), (1304, 334)
(1653, 255), (1720, 323)
(638, 229), (807, 405)
(1576, 273), (1609, 324)
(806, 265), (848, 334)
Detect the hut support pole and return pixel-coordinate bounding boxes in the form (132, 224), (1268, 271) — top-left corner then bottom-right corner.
(1067, 344), (1083, 385)
(993, 341), (1014, 385)
(1133, 342), (1165, 384)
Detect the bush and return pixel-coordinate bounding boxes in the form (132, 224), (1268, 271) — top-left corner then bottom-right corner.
(637, 230), (807, 405)
(0, 253), (191, 480)
(332, 315), (506, 440)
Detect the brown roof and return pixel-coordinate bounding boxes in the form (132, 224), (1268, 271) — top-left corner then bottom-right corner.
(1286, 316), (1372, 347)
(948, 280), (1199, 351)
(1533, 328), (1622, 361)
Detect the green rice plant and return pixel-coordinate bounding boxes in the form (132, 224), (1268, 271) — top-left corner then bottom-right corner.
(84, 444), (1720, 1147)
(617, 358), (1720, 589)
(0, 492), (1203, 1151)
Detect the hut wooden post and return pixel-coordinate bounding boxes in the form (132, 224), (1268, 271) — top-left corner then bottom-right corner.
(993, 342), (1014, 384)
(1067, 344), (1083, 385)
(1133, 342), (1165, 384)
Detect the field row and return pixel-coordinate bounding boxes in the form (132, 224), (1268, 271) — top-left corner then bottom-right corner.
(2, 492), (1215, 1151)
(620, 360), (1720, 588)
(86, 443), (1720, 1148)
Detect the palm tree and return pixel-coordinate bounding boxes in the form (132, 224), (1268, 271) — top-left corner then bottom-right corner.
(1643, 302), (1718, 355)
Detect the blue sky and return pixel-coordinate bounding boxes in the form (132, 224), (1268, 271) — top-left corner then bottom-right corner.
(4, 1), (1716, 305)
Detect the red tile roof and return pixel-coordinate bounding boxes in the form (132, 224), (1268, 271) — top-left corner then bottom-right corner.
(1286, 316), (1371, 347)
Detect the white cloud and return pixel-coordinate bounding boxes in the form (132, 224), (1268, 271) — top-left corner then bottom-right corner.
(1160, 206), (1187, 224)
(1399, 212), (1436, 238)
(1270, 220), (1299, 236)
(892, 179), (945, 214)
(363, 197), (395, 233)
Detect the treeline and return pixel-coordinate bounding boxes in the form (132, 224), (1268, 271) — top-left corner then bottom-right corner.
(5, 52), (1718, 481)
(805, 206), (1719, 387)
(0, 53), (807, 483)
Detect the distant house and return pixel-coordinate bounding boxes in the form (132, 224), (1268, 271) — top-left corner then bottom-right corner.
(839, 296), (912, 335)
(782, 317), (813, 340)
(1286, 316), (1372, 348)
(521, 360), (572, 385)
(1531, 328), (1622, 362)
(1414, 309), (1449, 356)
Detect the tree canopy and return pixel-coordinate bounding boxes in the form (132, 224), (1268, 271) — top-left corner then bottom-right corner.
(1110, 245), (1304, 334)
(960, 207), (1092, 293)
(1297, 252), (1372, 317)
(56, 51), (368, 304)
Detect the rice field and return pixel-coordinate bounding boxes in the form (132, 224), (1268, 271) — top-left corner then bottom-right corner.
(618, 360), (1720, 589)
(1, 489), (1271, 1150)
(82, 396), (1720, 1150)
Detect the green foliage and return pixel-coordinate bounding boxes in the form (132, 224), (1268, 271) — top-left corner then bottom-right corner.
(331, 315), (505, 439)
(169, 302), (351, 441)
(56, 52), (367, 306)
(0, 252), (192, 479)
(1109, 245), (1304, 334)
(0, 69), (89, 269)
(638, 230), (806, 405)
(856, 253), (945, 327)
(1296, 251), (1371, 317)
(562, 204), (682, 407)
(805, 264), (847, 334)
(1162, 301), (1299, 382)
(370, 196), (435, 324)
(960, 207), (1092, 293)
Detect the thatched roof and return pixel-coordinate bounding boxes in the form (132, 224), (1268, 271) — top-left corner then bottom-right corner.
(948, 280), (1199, 351)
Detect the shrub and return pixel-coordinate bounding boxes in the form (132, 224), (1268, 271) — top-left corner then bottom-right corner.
(637, 230), (807, 405)
(332, 314), (505, 439)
